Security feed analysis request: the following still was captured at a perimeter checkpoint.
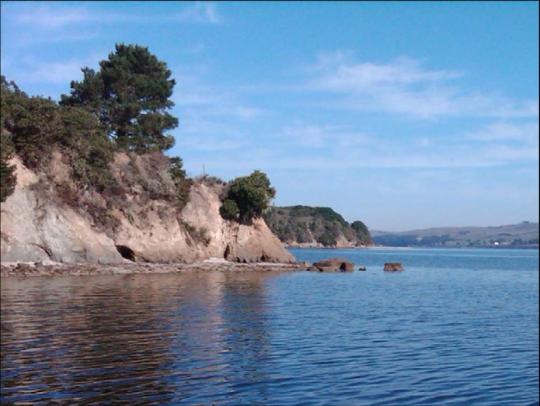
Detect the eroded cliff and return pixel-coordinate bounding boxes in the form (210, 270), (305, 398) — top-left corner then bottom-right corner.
(0, 154), (294, 264)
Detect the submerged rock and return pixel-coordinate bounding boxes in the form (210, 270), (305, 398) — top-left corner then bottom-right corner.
(383, 262), (404, 272)
(312, 258), (354, 272)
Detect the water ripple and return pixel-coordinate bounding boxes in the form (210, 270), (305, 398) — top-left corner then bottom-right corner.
(1, 249), (539, 404)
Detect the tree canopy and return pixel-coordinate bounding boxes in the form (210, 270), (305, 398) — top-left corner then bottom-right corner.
(220, 170), (276, 223)
(0, 43), (189, 207)
(351, 220), (372, 245)
(61, 44), (178, 152)
(0, 130), (16, 202)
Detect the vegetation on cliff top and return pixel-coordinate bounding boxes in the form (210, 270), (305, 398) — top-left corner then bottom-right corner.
(264, 205), (372, 247)
(61, 44), (178, 153)
(0, 45), (189, 228)
(0, 130), (16, 202)
(0, 43), (276, 227)
(220, 170), (276, 223)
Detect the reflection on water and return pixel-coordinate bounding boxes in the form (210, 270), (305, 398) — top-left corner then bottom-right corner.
(1, 272), (276, 404)
(1, 249), (539, 405)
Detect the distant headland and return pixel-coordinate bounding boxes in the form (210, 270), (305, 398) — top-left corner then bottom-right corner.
(371, 222), (539, 249)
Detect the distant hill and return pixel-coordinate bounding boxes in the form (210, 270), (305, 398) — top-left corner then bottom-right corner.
(264, 206), (372, 248)
(372, 222), (539, 248)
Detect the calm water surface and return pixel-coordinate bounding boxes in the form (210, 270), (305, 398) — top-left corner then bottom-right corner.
(1, 248), (538, 405)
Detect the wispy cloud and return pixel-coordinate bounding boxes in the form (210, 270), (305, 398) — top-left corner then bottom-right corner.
(280, 123), (370, 149)
(26, 57), (99, 85)
(176, 2), (222, 24)
(2, 1), (222, 48)
(183, 117), (538, 173)
(2, 53), (103, 93)
(10, 5), (93, 29)
(172, 68), (265, 122)
(5, 2), (222, 29)
(466, 121), (539, 143)
(305, 51), (539, 119)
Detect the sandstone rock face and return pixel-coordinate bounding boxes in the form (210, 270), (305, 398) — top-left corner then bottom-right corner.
(312, 258), (355, 272)
(114, 182), (294, 263)
(0, 158), (123, 264)
(1, 158), (294, 265)
(383, 262), (404, 272)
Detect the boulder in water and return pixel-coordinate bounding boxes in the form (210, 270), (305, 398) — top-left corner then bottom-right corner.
(313, 258), (354, 272)
(383, 262), (404, 272)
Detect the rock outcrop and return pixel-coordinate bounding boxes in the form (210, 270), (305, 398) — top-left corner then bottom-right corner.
(1, 157), (294, 264)
(383, 262), (404, 272)
(309, 258), (355, 272)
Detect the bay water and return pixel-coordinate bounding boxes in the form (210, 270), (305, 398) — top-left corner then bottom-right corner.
(1, 248), (538, 404)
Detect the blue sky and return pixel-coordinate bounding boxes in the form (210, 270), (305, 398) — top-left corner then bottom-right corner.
(1, 1), (538, 231)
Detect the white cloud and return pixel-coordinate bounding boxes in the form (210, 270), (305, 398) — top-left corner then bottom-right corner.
(11, 6), (93, 29)
(3, 2), (222, 37)
(313, 54), (461, 88)
(176, 135), (247, 151)
(466, 121), (539, 143)
(306, 51), (539, 119)
(172, 69), (265, 125)
(3, 53), (103, 90)
(181, 116), (539, 172)
(176, 2), (221, 24)
(280, 123), (369, 148)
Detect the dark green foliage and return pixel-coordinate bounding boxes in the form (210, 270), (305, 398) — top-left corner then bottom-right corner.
(220, 199), (240, 220)
(221, 170), (276, 223)
(318, 229), (338, 246)
(1, 76), (117, 194)
(57, 106), (116, 192)
(264, 205), (372, 247)
(169, 156), (186, 181)
(61, 44), (178, 152)
(1, 42), (191, 231)
(351, 220), (372, 245)
(168, 156), (191, 207)
(60, 68), (104, 116)
(0, 131), (16, 202)
(1, 77), (58, 168)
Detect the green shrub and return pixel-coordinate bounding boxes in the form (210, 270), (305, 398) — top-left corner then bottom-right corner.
(1, 77), (58, 169)
(220, 199), (240, 220)
(169, 156), (191, 208)
(0, 131), (16, 202)
(221, 170), (275, 223)
(59, 106), (116, 193)
(317, 232), (337, 247)
(351, 220), (372, 244)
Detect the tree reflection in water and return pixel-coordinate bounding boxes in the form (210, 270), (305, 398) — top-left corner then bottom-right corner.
(1, 271), (277, 404)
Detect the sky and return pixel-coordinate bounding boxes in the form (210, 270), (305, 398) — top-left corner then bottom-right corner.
(1, 1), (538, 231)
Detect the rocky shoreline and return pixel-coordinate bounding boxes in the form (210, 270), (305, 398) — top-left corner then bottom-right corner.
(0, 259), (309, 278)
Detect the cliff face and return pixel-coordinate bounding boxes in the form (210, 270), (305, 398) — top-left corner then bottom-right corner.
(264, 206), (372, 248)
(0, 155), (294, 264)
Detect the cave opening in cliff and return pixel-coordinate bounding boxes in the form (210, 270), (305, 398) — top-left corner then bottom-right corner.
(116, 245), (136, 261)
(224, 245), (231, 260)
